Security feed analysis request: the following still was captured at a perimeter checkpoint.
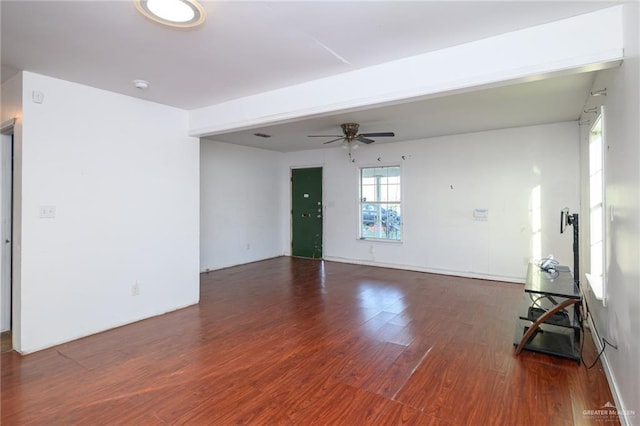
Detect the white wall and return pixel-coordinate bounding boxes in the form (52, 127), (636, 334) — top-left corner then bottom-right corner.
(200, 140), (285, 271)
(1, 73), (22, 123)
(16, 72), (200, 353)
(579, 3), (639, 423)
(284, 122), (579, 282)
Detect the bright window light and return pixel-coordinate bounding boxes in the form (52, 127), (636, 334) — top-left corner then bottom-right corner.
(359, 166), (402, 241)
(531, 185), (542, 261)
(587, 110), (606, 303)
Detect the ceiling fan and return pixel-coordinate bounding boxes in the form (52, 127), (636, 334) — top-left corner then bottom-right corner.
(307, 123), (395, 145)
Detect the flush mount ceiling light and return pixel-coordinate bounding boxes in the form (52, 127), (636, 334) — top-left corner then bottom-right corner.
(135, 0), (205, 28)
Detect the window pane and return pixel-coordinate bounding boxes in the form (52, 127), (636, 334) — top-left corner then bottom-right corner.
(589, 171), (602, 207)
(385, 184), (401, 202)
(360, 166), (401, 241)
(590, 205), (603, 244)
(589, 135), (602, 172)
(589, 115), (603, 172)
(588, 112), (605, 300)
(591, 240), (603, 277)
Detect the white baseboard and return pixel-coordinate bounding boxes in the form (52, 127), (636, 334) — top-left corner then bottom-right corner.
(323, 256), (525, 284)
(586, 314), (633, 426)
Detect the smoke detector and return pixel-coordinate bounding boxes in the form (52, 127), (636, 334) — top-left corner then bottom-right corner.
(133, 80), (150, 90)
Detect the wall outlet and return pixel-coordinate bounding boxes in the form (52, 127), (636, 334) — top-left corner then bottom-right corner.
(39, 205), (56, 219)
(132, 282), (140, 296)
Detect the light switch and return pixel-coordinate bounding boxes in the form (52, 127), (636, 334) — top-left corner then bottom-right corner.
(39, 205), (56, 219)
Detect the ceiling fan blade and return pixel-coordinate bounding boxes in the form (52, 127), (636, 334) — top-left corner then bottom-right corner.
(360, 132), (395, 138)
(356, 135), (375, 144)
(308, 135), (343, 138)
(323, 137), (345, 144)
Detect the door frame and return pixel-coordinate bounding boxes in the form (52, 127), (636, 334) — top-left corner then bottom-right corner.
(290, 165), (324, 259)
(1, 122), (14, 333)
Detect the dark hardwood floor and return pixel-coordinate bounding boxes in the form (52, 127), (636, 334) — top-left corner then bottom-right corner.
(0, 331), (11, 353)
(1, 257), (617, 425)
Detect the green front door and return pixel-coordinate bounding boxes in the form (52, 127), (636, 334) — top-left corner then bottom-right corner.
(291, 167), (323, 259)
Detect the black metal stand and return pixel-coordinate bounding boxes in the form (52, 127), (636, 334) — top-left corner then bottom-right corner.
(514, 264), (582, 362)
(568, 213), (579, 287)
(513, 211), (583, 362)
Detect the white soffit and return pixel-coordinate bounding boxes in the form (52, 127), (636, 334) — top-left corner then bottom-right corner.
(191, 6), (624, 142)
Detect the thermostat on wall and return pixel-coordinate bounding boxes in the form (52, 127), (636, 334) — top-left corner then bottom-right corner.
(473, 209), (488, 221)
(32, 90), (44, 104)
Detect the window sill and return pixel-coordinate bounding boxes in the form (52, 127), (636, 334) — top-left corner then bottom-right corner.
(358, 237), (403, 244)
(585, 273), (605, 301)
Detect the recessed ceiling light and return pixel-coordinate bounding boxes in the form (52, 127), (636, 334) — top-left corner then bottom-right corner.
(135, 0), (205, 28)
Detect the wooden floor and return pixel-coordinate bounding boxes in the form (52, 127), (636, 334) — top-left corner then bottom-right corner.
(1, 257), (617, 425)
(1, 331), (11, 353)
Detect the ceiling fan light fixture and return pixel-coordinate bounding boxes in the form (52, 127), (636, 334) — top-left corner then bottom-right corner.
(308, 122), (395, 148)
(136, 0), (205, 28)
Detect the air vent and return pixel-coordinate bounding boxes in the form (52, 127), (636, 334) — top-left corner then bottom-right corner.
(253, 133), (272, 138)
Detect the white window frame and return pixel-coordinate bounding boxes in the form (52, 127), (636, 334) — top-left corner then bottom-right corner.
(358, 165), (402, 242)
(585, 108), (606, 304)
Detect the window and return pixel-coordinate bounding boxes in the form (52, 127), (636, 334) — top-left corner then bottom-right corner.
(586, 110), (605, 302)
(360, 166), (402, 241)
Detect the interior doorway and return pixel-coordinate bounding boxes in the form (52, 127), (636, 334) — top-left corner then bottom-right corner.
(1, 128), (14, 351)
(291, 167), (323, 259)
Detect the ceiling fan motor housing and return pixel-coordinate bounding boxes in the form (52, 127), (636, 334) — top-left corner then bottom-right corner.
(308, 122), (394, 145)
(341, 123), (360, 139)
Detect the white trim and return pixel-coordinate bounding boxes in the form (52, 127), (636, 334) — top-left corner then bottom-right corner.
(586, 314), (632, 426)
(585, 273), (604, 300)
(323, 256), (525, 284)
(16, 301), (198, 355)
(1, 133), (13, 332)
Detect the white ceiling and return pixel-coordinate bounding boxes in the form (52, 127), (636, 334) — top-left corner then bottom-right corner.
(1, 1), (617, 151)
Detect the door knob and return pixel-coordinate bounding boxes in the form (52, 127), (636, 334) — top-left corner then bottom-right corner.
(5, 239), (9, 244)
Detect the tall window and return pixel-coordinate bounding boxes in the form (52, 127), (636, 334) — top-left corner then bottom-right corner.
(586, 111), (605, 301)
(360, 166), (402, 241)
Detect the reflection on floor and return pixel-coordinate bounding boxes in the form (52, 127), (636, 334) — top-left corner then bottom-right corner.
(0, 257), (619, 424)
